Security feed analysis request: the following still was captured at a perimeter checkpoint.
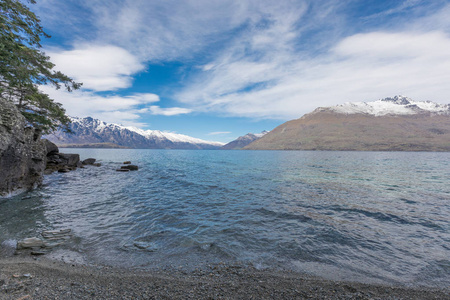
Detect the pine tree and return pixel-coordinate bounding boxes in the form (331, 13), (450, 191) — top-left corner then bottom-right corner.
(0, 0), (81, 133)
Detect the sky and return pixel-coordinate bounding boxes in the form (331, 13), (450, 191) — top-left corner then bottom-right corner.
(31, 0), (450, 143)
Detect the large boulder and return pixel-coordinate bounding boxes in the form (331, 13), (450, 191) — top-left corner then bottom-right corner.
(44, 139), (59, 155)
(82, 158), (96, 165)
(0, 98), (47, 197)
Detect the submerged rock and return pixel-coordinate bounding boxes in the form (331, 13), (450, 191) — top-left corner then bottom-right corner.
(16, 238), (45, 250)
(123, 161), (131, 164)
(41, 229), (71, 239)
(16, 229), (72, 253)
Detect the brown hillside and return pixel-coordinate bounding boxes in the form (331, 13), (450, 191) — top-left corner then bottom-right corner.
(244, 111), (450, 151)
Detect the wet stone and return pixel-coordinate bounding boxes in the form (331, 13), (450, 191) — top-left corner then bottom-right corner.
(17, 238), (45, 250)
(121, 165), (138, 171)
(82, 158), (96, 165)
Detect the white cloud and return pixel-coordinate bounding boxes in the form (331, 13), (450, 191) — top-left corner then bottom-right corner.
(39, 86), (161, 127)
(176, 27), (450, 119)
(148, 106), (193, 116)
(208, 131), (232, 135)
(48, 45), (144, 91)
(36, 0), (450, 122)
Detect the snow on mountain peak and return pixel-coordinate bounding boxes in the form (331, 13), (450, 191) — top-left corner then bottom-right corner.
(68, 116), (224, 147)
(324, 96), (450, 116)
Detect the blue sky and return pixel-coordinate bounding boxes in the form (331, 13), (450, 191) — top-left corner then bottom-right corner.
(33, 0), (450, 143)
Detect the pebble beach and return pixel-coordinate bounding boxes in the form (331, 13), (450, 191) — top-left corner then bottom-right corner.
(1, 256), (449, 299)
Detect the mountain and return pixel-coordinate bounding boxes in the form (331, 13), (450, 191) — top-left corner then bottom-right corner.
(245, 96), (450, 151)
(45, 117), (224, 150)
(221, 131), (268, 150)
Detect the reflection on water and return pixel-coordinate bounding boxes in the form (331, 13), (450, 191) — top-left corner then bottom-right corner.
(1, 149), (449, 287)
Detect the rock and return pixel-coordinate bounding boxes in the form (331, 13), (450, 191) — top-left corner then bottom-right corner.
(0, 98), (47, 197)
(17, 237), (45, 249)
(116, 169), (130, 172)
(93, 163), (101, 167)
(58, 153), (80, 167)
(43, 169), (54, 175)
(43, 139), (59, 155)
(42, 229), (71, 238)
(45, 152), (80, 174)
(17, 229), (72, 252)
(120, 165), (139, 171)
(82, 158), (96, 165)
(123, 161), (131, 164)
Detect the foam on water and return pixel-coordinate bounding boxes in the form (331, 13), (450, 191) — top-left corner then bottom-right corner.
(1, 149), (449, 287)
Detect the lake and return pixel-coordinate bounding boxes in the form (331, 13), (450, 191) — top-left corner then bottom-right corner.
(1, 149), (449, 287)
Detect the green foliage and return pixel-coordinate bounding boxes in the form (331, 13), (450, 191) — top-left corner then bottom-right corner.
(0, 0), (81, 133)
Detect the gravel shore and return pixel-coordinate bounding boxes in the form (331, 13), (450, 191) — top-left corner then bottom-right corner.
(1, 256), (448, 299)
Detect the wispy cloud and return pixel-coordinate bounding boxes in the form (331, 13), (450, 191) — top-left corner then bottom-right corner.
(175, 4), (450, 119)
(363, 0), (422, 20)
(39, 87), (160, 127)
(208, 131), (232, 135)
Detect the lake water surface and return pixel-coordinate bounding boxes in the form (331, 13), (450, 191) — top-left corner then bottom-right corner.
(1, 149), (449, 287)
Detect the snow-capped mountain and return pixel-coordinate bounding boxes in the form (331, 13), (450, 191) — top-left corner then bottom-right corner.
(246, 96), (450, 151)
(315, 95), (450, 116)
(221, 131), (268, 150)
(45, 117), (224, 150)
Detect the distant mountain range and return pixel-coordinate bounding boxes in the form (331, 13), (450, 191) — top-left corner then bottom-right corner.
(221, 131), (268, 150)
(45, 117), (224, 150)
(45, 96), (450, 152)
(245, 96), (450, 151)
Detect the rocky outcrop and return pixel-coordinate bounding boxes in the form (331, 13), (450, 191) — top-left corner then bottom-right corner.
(44, 140), (81, 174)
(0, 98), (47, 197)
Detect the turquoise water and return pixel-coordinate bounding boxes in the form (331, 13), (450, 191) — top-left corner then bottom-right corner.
(1, 149), (449, 287)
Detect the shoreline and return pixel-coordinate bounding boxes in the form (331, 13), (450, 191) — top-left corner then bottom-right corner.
(1, 256), (448, 299)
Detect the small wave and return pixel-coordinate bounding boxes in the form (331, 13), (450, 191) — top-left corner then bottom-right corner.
(255, 207), (312, 223)
(331, 206), (443, 230)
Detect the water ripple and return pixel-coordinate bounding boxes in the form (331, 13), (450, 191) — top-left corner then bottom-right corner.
(0, 149), (449, 287)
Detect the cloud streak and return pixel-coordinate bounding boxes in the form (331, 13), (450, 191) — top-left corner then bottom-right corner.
(208, 131), (232, 135)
